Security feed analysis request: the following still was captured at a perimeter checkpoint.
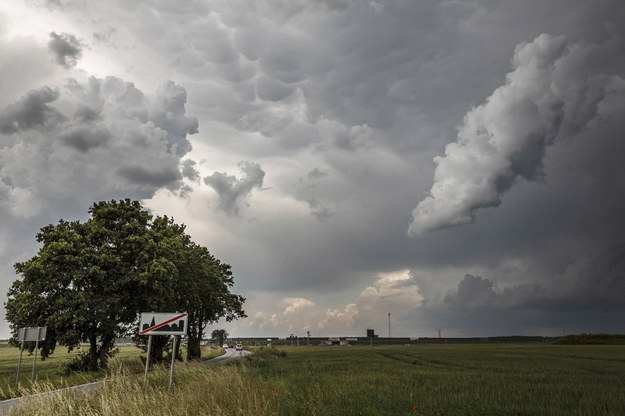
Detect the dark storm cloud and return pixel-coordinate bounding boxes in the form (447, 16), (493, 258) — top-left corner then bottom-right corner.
(204, 161), (265, 214)
(412, 257), (625, 335)
(48, 32), (82, 68)
(150, 81), (199, 157)
(60, 126), (110, 152)
(0, 87), (64, 133)
(306, 197), (334, 223)
(307, 167), (327, 180)
(0, 76), (198, 211)
(444, 274), (545, 310)
(181, 159), (200, 181)
(117, 165), (181, 188)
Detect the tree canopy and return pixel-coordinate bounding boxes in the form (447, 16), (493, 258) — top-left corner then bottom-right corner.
(5, 199), (245, 369)
(211, 329), (229, 347)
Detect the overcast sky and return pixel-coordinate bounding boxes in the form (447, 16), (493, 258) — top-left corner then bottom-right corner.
(1, 0), (624, 339)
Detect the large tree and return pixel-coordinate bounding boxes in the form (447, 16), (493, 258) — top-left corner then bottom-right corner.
(141, 216), (246, 361)
(5, 199), (245, 370)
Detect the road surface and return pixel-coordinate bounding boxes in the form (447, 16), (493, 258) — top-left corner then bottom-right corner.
(208, 347), (252, 362)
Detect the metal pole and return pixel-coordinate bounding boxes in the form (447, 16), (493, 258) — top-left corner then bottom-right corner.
(168, 335), (177, 390)
(144, 335), (153, 380)
(388, 313), (391, 338)
(31, 327), (41, 382)
(16, 340), (24, 384)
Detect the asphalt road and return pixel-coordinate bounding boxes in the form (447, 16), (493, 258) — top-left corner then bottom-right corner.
(209, 347), (252, 362)
(0, 348), (251, 415)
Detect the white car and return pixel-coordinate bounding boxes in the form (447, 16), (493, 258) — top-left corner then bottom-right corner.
(235, 343), (243, 351)
(222, 343), (229, 349)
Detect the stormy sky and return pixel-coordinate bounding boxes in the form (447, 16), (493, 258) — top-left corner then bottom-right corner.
(0, 0), (624, 339)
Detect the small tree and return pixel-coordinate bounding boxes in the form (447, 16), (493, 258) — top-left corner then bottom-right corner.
(211, 329), (229, 347)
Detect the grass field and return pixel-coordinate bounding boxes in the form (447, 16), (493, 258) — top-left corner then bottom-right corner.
(5, 343), (625, 415)
(0, 343), (222, 401)
(242, 344), (625, 415)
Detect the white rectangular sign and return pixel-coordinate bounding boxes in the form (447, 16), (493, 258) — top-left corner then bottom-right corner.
(18, 327), (47, 342)
(139, 312), (188, 336)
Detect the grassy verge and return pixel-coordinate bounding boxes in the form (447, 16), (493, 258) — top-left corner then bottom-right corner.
(7, 360), (276, 416)
(0, 344), (223, 400)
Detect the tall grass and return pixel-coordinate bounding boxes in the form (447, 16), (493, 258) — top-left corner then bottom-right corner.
(0, 344), (222, 401)
(0, 345), (144, 400)
(7, 362), (277, 416)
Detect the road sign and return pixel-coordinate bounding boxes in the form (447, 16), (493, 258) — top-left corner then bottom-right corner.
(16, 327), (47, 383)
(139, 312), (188, 336)
(18, 327), (47, 342)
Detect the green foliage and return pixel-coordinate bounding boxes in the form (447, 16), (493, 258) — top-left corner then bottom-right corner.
(5, 199), (245, 371)
(61, 350), (103, 374)
(211, 329), (229, 347)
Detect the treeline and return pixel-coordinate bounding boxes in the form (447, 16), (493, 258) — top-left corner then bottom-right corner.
(552, 334), (625, 345)
(5, 199), (246, 371)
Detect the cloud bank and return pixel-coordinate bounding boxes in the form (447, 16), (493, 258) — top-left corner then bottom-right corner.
(0, 76), (198, 218)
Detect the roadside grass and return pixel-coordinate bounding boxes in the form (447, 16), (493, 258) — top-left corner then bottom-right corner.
(7, 361), (276, 416)
(0, 344), (223, 400)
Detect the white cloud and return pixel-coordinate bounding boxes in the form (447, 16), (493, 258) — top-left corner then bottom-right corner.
(408, 33), (625, 236)
(222, 269), (423, 337)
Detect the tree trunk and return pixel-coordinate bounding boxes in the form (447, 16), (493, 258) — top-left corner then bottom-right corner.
(152, 336), (168, 364)
(98, 335), (115, 369)
(186, 317), (203, 361)
(88, 335), (99, 371)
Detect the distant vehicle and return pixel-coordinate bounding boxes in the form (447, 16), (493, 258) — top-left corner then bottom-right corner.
(235, 343), (243, 351)
(223, 344), (229, 349)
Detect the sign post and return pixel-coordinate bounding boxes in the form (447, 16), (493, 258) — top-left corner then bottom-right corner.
(144, 335), (153, 380)
(15, 340), (24, 384)
(16, 327), (47, 384)
(169, 335), (178, 390)
(139, 313), (187, 386)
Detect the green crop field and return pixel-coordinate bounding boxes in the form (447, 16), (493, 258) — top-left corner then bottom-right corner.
(243, 344), (625, 416)
(5, 344), (625, 415)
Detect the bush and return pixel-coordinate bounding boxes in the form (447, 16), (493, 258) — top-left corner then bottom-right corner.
(61, 347), (119, 374)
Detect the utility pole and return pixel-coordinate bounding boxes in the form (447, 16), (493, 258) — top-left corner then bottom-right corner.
(388, 313), (391, 338)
